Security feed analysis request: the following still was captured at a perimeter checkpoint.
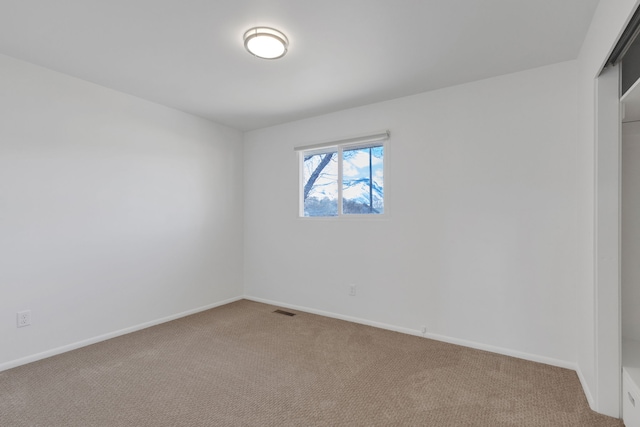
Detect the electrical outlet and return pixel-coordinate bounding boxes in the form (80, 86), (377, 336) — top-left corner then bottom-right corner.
(349, 284), (357, 296)
(17, 310), (31, 328)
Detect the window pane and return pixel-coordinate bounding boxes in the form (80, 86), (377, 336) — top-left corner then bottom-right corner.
(302, 151), (338, 217)
(342, 145), (384, 214)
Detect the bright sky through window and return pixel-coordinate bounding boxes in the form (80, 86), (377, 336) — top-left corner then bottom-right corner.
(301, 143), (384, 217)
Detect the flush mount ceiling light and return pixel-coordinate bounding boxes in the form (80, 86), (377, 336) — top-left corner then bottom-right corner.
(243, 27), (288, 60)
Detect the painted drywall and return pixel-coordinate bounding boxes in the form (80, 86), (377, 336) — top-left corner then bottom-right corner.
(0, 53), (244, 368)
(623, 121), (640, 342)
(244, 61), (579, 367)
(575, 0), (639, 416)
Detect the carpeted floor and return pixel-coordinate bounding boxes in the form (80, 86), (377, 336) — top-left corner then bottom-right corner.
(0, 300), (624, 426)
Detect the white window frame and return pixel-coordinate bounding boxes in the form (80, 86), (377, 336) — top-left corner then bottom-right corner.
(296, 130), (389, 219)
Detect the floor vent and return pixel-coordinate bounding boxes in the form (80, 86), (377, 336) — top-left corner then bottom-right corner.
(273, 309), (296, 317)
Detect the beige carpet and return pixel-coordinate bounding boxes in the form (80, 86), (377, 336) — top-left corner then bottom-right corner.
(0, 300), (624, 426)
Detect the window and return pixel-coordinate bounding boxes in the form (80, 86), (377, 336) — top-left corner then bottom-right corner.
(298, 131), (387, 217)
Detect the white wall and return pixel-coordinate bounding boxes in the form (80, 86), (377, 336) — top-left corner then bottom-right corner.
(0, 54), (244, 369)
(244, 61), (579, 367)
(623, 121), (640, 342)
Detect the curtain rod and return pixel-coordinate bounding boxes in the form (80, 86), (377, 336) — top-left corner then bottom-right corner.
(293, 130), (389, 152)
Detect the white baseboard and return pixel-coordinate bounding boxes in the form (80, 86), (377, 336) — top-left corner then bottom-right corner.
(422, 330), (577, 371)
(244, 295), (577, 372)
(575, 364), (596, 410)
(245, 295), (424, 337)
(0, 295), (243, 373)
(3, 293), (595, 412)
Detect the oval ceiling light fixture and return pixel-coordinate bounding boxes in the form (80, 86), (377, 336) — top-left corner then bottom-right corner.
(243, 27), (288, 60)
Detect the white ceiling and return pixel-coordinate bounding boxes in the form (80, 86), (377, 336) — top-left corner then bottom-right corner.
(0, 0), (600, 131)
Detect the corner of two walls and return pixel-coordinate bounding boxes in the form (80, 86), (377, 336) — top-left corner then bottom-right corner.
(0, 53), (244, 370)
